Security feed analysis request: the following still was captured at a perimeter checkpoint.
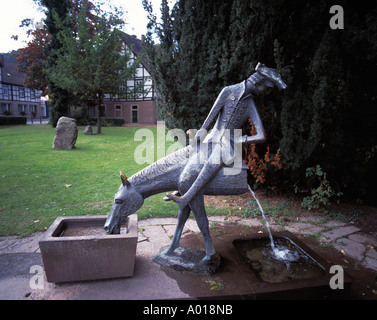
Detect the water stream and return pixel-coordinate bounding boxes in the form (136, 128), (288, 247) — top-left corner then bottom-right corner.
(248, 185), (296, 261)
(248, 186), (275, 249)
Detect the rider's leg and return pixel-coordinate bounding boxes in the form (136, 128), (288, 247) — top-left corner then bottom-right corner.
(166, 160), (223, 209)
(166, 140), (224, 208)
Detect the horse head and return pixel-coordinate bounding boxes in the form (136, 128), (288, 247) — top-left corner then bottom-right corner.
(104, 172), (144, 234)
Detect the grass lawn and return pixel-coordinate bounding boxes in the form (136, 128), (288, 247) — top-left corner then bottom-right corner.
(1, 125), (369, 238)
(0, 125), (189, 237)
(0, 125), (238, 237)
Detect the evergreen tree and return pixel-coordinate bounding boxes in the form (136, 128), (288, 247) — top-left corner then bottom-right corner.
(46, 1), (138, 134)
(39, 0), (75, 127)
(144, 0), (377, 203)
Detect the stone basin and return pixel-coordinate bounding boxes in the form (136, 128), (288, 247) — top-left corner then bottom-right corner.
(233, 236), (326, 283)
(163, 230), (352, 299)
(39, 214), (138, 283)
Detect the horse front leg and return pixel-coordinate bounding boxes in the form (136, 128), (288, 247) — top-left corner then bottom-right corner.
(189, 194), (216, 262)
(165, 205), (191, 255)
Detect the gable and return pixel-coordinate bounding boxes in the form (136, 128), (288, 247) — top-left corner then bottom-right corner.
(122, 32), (150, 72)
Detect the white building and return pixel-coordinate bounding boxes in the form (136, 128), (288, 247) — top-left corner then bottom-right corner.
(0, 54), (45, 119)
(87, 33), (157, 125)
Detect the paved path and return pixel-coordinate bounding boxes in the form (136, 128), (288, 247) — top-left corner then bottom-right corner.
(0, 214), (376, 300)
(26, 118), (49, 125)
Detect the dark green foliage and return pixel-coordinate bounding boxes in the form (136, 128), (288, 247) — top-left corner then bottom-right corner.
(72, 116), (125, 127)
(144, 0), (377, 203)
(46, 1), (137, 134)
(39, 0), (75, 127)
(91, 117), (126, 127)
(0, 117), (27, 125)
(143, 0), (233, 131)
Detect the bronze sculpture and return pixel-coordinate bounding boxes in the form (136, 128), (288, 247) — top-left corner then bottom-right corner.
(165, 62), (287, 209)
(105, 63), (287, 272)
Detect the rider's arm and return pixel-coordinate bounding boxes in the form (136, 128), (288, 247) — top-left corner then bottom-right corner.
(195, 87), (227, 140)
(242, 101), (266, 145)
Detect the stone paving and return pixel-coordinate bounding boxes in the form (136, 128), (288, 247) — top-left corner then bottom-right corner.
(0, 213), (376, 299)
(0, 214), (376, 271)
(120, 215), (377, 273)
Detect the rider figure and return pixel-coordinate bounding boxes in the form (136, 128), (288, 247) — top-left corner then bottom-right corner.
(166, 63), (287, 209)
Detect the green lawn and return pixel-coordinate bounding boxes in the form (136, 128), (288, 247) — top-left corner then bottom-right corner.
(1, 125), (361, 238)
(0, 125), (184, 237)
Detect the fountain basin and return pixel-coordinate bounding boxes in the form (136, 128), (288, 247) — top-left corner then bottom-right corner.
(39, 214), (138, 283)
(164, 230), (351, 299)
(233, 236), (326, 283)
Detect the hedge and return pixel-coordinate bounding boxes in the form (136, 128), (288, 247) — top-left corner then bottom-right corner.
(90, 117), (125, 127)
(0, 116), (27, 125)
(74, 117), (125, 127)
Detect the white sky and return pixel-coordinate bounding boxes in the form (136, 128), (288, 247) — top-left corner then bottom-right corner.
(0, 0), (174, 53)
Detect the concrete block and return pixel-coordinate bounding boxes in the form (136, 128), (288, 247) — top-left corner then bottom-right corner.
(362, 257), (377, 272)
(348, 233), (377, 246)
(334, 238), (365, 260)
(366, 248), (377, 259)
(39, 215), (138, 283)
(238, 218), (263, 228)
(184, 219), (201, 233)
(321, 226), (360, 242)
(0, 233), (44, 254)
(323, 221), (345, 228)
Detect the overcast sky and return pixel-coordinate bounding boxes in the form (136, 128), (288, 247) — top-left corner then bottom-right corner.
(0, 0), (174, 53)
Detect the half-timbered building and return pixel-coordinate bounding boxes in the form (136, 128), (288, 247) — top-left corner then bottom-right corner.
(87, 33), (157, 125)
(0, 54), (45, 119)
(1, 33), (156, 125)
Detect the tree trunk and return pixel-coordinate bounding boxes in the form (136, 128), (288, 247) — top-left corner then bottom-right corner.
(96, 93), (102, 134)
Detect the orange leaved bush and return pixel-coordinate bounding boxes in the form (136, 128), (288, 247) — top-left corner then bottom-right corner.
(243, 120), (282, 184)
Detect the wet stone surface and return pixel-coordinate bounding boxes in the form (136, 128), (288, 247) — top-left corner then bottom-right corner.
(153, 246), (221, 276)
(234, 237), (326, 283)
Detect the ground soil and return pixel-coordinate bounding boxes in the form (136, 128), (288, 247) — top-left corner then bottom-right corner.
(204, 190), (377, 237)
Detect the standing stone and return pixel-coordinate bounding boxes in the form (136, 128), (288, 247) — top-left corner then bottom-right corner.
(83, 125), (93, 135)
(53, 117), (78, 150)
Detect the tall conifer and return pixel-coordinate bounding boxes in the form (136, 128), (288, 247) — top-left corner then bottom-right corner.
(144, 0), (377, 203)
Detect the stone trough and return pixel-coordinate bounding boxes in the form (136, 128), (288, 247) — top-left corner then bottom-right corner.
(39, 214), (138, 283)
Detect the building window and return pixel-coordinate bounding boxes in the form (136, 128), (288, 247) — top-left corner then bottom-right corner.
(29, 105), (37, 116)
(1, 103), (11, 114)
(100, 105), (106, 117)
(115, 105), (121, 110)
(2, 85), (8, 96)
(88, 106), (95, 117)
(133, 79), (143, 100)
(30, 90), (35, 99)
(18, 104), (27, 115)
(19, 87), (25, 98)
(131, 105), (138, 124)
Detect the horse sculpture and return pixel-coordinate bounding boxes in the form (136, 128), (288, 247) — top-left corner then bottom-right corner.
(104, 63), (286, 267)
(104, 143), (249, 262)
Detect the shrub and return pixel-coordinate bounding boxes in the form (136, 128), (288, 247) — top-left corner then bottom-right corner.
(73, 116), (125, 127)
(0, 116), (27, 125)
(243, 120), (282, 185)
(301, 165), (343, 212)
(90, 117), (125, 127)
